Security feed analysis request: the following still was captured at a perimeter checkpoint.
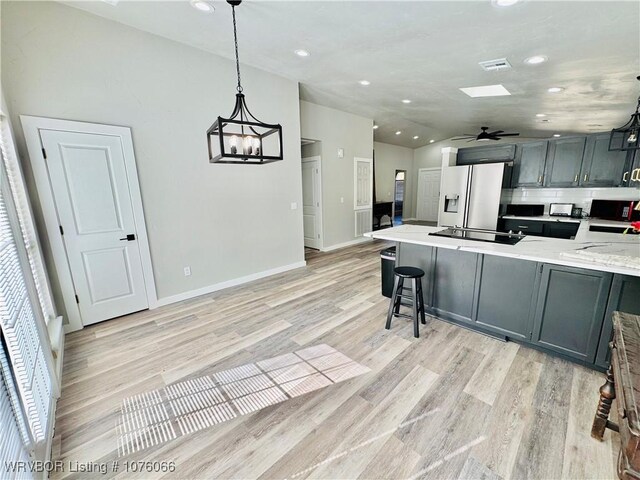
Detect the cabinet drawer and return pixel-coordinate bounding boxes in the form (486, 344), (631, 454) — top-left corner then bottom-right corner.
(501, 219), (545, 235)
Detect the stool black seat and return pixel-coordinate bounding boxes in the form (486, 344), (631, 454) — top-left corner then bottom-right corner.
(393, 266), (425, 279)
(386, 266), (426, 338)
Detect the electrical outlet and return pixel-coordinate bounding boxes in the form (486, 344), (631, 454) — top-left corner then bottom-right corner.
(337, 148), (344, 159)
(290, 202), (297, 210)
(183, 266), (191, 277)
(340, 197), (344, 203)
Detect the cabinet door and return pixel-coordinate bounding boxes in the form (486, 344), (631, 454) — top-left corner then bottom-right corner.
(625, 150), (640, 187)
(544, 137), (586, 187)
(457, 145), (516, 165)
(512, 141), (547, 187)
(542, 222), (579, 239)
(532, 264), (612, 362)
(397, 243), (434, 306)
(595, 275), (640, 368)
(432, 248), (479, 323)
(474, 255), (539, 340)
(580, 134), (628, 187)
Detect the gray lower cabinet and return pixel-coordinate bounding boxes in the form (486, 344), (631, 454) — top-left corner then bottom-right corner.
(580, 133), (628, 187)
(512, 141), (547, 187)
(595, 274), (640, 368)
(532, 264), (612, 362)
(396, 243), (434, 305)
(544, 137), (586, 187)
(431, 248), (479, 323)
(473, 255), (539, 340)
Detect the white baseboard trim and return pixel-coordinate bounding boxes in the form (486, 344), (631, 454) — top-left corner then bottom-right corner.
(155, 260), (307, 308)
(402, 217), (417, 221)
(321, 237), (372, 252)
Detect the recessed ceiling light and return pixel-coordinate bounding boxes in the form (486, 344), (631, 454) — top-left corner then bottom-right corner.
(459, 84), (511, 98)
(536, 113), (547, 117)
(413, 136), (419, 140)
(373, 125), (379, 130)
(190, 0), (214, 12)
(492, 0), (520, 6)
(524, 55), (548, 65)
(359, 80), (370, 86)
(395, 131), (402, 135)
(553, 134), (561, 137)
(295, 49), (310, 57)
(547, 87), (564, 93)
(402, 99), (412, 104)
(430, 139), (435, 143)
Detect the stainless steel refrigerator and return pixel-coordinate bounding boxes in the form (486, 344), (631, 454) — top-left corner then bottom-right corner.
(438, 163), (509, 230)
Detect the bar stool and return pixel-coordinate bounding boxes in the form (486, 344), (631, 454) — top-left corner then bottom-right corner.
(385, 266), (426, 338)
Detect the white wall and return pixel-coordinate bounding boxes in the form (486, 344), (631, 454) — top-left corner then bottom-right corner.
(299, 101), (373, 248)
(1, 1), (305, 306)
(373, 142), (414, 218)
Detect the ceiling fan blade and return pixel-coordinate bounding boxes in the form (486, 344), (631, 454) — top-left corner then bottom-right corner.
(467, 139), (477, 143)
(499, 133), (520, 137)
(462, 133), (477, 136)
(488, 130), (504, 135)
(451, 137), (475, 141)
(490, 137), (501, 141)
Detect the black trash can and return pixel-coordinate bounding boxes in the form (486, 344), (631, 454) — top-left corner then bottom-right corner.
(380, 246), (396, 298)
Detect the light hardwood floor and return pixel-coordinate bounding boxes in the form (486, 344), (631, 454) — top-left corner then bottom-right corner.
(51, 240), (618, 479)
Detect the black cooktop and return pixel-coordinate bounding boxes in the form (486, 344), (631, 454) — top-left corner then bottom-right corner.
(429, 228), (525, 245)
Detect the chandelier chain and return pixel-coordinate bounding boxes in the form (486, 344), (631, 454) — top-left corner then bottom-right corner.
(231, 5), (243, 93)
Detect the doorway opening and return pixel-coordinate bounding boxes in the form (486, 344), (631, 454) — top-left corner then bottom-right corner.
(301, 139), (323, 257)
(393, 170), (406, 226)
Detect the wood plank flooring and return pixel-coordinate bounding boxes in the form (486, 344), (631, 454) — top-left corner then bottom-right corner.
(51, 240), (618, 479)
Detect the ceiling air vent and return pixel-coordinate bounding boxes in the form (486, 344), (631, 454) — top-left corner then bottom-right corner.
(478, 58), (512, 72)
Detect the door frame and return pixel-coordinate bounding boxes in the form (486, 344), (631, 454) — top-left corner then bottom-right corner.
(393, 169), (406, 220)
(301, 155), (324, 251)
(20, 116), (158, 332)
(416, 167), (441, 221)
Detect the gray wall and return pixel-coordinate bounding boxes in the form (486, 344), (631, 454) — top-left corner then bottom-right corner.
(299, 101), (373, 248)
(2, 1), (305, 303)
(373, 142), (414, 219)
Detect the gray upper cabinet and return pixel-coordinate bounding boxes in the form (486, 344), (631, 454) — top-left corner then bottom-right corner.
(473, 255), (539, 340)
(457, 144), (516, 165)
(544, 137), (586, 187)
(580, 133), (628, 187)
(532, 264), (612, 363)
(512, 141), (547, 187)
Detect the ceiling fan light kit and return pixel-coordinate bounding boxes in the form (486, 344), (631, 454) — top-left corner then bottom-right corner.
(609, 76), (640, 152)
(207, 0), (283, 164)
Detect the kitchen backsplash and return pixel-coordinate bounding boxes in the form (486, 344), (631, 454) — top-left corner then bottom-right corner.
(501, 187), (640, 215)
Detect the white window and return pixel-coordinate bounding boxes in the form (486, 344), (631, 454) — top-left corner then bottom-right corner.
(0, 106), (58, 467)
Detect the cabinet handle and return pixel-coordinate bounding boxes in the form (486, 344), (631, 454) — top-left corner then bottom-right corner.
(634, 169), (640, 181)
(624, 171), (629, 182)
(583, 174), (588, 182)
(574, 174), (578, 182)
(517, 225), (529, 229)
(538, 175), (543, 183)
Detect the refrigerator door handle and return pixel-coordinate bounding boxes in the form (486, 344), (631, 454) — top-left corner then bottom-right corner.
(463, 166), (473, 228)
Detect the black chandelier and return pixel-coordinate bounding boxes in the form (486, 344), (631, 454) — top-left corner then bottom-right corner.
(609, 76), (640, 152)
(207, 0), (283, 164)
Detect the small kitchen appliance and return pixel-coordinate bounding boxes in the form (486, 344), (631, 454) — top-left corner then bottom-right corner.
(549, 203), (574, 217)
(590, 199), (640, 222)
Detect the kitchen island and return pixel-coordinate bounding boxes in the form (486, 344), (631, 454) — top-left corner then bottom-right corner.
(366, 223), (640, 370)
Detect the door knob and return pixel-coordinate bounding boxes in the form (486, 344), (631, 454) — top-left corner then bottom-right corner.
(120, 234), (136, 241)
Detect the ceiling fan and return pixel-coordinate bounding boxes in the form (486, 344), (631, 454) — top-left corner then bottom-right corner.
(451, 126), (520, 142)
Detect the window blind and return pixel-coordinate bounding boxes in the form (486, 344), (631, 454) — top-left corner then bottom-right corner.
(0, 118), (55, 326)
(0, 178), (52, 446)
(0, 334), (33, 480)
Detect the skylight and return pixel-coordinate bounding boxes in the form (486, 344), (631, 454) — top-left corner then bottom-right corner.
(459, 84), (511, 98)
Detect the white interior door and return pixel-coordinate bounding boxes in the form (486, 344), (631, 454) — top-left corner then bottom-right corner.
(40, 130), (148, 325)
(416, 169), (441, 221)
(354, 157), (373, 236)
(302, 157), (321, 249)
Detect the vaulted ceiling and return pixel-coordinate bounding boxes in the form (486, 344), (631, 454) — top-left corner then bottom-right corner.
(63, 1), (640, 148)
